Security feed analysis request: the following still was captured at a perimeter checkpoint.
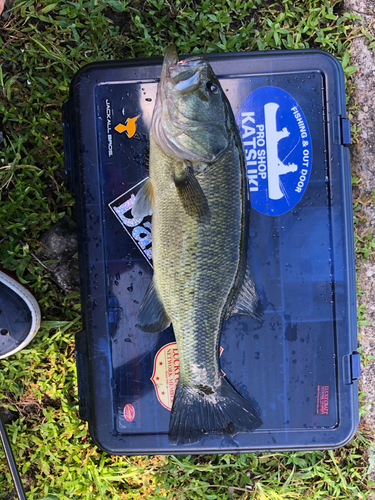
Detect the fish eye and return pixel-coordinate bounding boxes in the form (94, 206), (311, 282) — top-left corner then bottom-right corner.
(206, 81), (219, 94)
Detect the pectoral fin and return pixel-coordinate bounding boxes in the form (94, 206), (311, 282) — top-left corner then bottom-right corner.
(226, 264), (263, 320)
(132, 178), (154, 218)
(174, 164), (210, 222)
(136, 279), (171, 333)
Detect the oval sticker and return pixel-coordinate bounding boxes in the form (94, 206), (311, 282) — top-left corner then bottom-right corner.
(235, 87), (312, 216)
(124, 403), (135, 422)
(151, 342), (225, 411)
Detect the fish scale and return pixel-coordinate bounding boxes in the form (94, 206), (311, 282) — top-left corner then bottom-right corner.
(152, 141), (241, 387)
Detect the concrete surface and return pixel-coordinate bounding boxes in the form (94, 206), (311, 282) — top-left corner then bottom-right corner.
(344, 0), (375, 488)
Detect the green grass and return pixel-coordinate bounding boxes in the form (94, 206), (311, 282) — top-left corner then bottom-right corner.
(0, 0), (374, 498)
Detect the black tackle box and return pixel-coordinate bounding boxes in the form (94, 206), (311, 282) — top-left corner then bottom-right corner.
(62, 49), (359, 455)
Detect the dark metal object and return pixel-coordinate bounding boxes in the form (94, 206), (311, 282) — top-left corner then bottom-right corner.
(0, 410), (26, 499)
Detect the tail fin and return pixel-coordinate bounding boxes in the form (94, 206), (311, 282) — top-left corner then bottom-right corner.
(168, 377), (262, 445)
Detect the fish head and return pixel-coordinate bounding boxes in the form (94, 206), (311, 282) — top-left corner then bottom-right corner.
(152, 46), (233, 163)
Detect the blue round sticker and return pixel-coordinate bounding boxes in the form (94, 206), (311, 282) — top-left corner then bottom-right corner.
(235, 87), (312, 216)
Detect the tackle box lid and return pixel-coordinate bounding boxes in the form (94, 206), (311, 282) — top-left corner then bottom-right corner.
(63, 49), (358, 455)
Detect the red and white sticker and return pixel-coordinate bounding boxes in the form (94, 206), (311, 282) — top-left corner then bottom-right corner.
(316, 385), (330, 415)
(124, 403), (135, 422)
(151, 342), (224, 411)
(151, 342), (180, 411)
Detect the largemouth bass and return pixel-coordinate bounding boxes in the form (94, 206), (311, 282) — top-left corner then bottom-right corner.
(133, 46), (262, 444)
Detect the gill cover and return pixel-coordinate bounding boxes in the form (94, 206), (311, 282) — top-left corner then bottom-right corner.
(152, 45), (230, 163)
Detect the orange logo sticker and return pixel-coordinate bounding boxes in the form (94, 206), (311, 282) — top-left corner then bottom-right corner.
(115, 115), (140, 138)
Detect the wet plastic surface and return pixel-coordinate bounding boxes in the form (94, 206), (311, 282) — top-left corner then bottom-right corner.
(63, 49), (358, 454)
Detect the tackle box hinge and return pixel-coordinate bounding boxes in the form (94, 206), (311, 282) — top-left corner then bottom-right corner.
(75, 329), (91, 421)
(62, 101), (76, 194)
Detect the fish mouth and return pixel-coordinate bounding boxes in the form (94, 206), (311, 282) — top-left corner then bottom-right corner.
(160, 45), (179, 84)
(160, 46), (208, 94)
(170, 58), (208, 93)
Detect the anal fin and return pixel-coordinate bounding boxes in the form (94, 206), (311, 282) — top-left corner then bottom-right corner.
(136, 279), (171, 333)
(226, 264), (263, 320)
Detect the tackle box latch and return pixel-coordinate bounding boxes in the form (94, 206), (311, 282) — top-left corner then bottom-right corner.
(341, 118), (351, 145)
(350, 352), (361, 380)
(75, 329), (91, 421)
(343, 352), (361, 384)
(332, 116), (351, 145)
